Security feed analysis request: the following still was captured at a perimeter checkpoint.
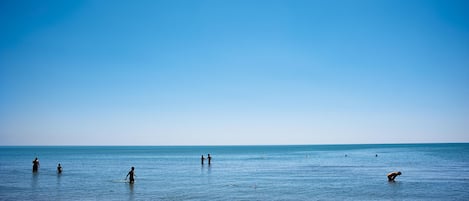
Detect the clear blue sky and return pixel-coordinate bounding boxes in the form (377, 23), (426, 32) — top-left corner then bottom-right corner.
(1, 0), (468, 145)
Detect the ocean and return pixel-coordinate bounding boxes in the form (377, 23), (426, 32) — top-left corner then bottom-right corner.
(0, 144), (468, 200)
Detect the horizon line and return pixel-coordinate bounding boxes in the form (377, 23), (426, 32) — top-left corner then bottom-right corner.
(1, 142), (468, 147)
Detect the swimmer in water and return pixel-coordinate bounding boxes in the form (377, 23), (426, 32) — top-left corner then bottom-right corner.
(57, 163), (63, 174)
(126, 167), (136, 184)
(387, 171), (401, 182)
(32, 157), (40, 172)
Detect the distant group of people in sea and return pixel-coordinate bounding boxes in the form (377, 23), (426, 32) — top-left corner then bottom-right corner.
(343, 153), (401, 181)
(32, 157), (62, 174)
(32, 153), (403, 184)
(201, 153), (212, 165)
(30, 154), (214, 184)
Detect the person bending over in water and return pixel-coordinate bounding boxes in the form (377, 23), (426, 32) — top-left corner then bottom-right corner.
(57, 163), (63, 174)
(387, 171), (401, 182)
(32, 157), (40, 172)
(126, 167), (136, 184)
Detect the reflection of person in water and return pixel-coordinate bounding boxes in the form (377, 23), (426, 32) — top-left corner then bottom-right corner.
(57, 163), (63, 174)
(126, 167), (135, 184)
(32, 157), (40, 172)
(387, 171), (401, 182)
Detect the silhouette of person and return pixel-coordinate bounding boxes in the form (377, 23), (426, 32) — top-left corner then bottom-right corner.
(57, 163), (63, 174)
(126, 167), (135, 184)
(387, 171), (401, 182)
(201, 155), (205, 165)
(207, 154), (212, 165)
(32, 157), (40, 172)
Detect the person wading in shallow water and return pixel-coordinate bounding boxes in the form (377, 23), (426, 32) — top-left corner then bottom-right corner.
(207, 154), (212, 165)
(387, 171), (401, 182)
(57, 163), (63, 174)
(126, 167), (136, 184)
(201, 155), (205, 165)
(32, 157), (40, 172)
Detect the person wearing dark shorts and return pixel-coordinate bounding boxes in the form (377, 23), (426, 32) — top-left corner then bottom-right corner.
(32, 157), (40, 172)
(387, 171), (401, 182)
(57, 163), (63, 174)
(126, 167), (135, 184)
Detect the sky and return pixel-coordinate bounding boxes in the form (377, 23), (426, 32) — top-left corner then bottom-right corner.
(0, 0), (468, 145)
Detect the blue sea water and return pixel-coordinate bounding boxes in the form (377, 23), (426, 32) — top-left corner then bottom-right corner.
(0, 144), (468, 201)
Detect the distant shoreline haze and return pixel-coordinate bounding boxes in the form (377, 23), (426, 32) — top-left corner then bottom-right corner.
(1, 142), (468, 147)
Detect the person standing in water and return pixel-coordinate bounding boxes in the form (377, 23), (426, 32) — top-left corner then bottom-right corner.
(126, 167), (136, 184)
(57, 163), (63, 174)
(387, 171), (401, 182)
(201, 155), (205, 165)
(32, 157), (40, 172)
(207, 154), (212, 165)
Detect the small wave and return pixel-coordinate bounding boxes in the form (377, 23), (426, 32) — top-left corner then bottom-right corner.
(110, 179), (128, 183)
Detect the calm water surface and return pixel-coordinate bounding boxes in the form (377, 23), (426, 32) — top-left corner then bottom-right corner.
(0, 144), (468, 200)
